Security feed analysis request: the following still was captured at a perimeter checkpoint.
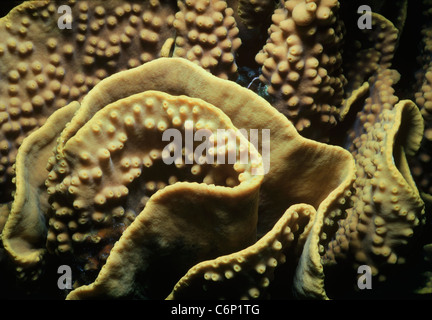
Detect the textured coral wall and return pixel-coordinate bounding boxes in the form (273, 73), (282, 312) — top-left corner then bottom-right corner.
(0, 0), (431, 300)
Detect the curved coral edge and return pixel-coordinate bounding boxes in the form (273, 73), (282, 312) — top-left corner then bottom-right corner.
(293, 148), (356, 300)
(1, 0), (51, 22)
(165, 202), (316, 300)
(65, 177), (263, 299)
(2, 101), (80, 266)
(385, 100), (424, 188)
(56, 57), (355, 214)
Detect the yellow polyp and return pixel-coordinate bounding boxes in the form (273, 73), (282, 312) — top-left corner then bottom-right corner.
(255, 263), (266, 274)
(224, 270), (234, 279)
(94, 194), (106, 205)
(267, 257), (277, 267)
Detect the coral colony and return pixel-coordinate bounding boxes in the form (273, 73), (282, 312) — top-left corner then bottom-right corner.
(0, 0), (431, 300)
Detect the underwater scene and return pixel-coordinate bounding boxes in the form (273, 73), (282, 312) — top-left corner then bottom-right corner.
(0, 0), (431, 301)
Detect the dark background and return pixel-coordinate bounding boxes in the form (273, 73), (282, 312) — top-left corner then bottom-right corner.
(0, 1), (23, 17)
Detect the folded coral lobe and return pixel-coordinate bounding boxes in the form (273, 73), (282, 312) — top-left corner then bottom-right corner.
(3, 54), (355, 299)
(44, 84), (264, 298)
(62, 57), (355, 299)
(255, 0), (346, 141)
(2, 101), (80, 277)
(324, 69), (425, 282)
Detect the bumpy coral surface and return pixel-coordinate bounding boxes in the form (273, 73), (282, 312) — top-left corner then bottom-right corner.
(255, 0), (346, 140)
(173, 0), (242, 80)
(0, 0), (178, 202)
(0, 0), (432, 301)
